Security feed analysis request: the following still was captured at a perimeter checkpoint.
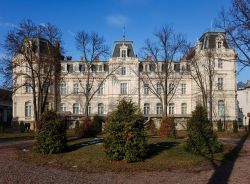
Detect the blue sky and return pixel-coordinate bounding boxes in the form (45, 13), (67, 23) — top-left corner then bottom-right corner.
(0, 0), (249, 83)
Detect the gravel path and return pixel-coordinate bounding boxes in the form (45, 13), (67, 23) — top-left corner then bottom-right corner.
(0, 137), (249, 184)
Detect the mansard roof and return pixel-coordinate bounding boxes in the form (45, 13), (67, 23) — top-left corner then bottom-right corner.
(112, 40), (136, 57)
(199, 32), (230, 49)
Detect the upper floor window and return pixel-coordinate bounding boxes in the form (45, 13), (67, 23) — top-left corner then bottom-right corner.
(157, 83), (162, 94)
(98, 83), (104, 95)
(98, 103), (104, 115)
(218, 100), (225, 118)
(169, 83), (175, 94)
(156, 103), (162, 115)
(87, 104), (91, 116)
(218, 77), (223, 90)
(181, 83), (186, 95)
(144, 103), (150, 115)
(218, 41), (222, 48)
(79, 64), (85, 72)
(67, 64), (73, 73)
(25, 80), (32, 93)
(73, 103), (79, 114)
(25, 101), (32, 117)
(144, 83), (149, 95)
(121, 50), (126, 58)
(60, 82), (67, 95)
(121, 67), (126, 75)
(97, 65), (103, 72)
(181, 103), (187, 114)
(43, 82), (49, 93)
(73, 83), (79, 94)
(218, 59), (223, 69)
(120, 83), (127, 95)
(169, 103), (175, 115)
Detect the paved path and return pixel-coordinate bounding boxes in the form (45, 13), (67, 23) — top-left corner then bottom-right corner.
(0, 138), (249, 184)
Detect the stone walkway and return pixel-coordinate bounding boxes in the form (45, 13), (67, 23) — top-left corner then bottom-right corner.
(0, 137), (249, 184)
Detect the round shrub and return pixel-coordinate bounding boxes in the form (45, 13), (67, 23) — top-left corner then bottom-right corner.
(186, 105), (222, 155)
(158, 117), (176, 138)
(104, 98), (146, 162)
(145, 118), (157, 135)
(33, 111), (67, 154)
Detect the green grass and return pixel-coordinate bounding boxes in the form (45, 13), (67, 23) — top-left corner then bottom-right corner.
(18, 136), (230, 172)
(0, 131), (34, 142)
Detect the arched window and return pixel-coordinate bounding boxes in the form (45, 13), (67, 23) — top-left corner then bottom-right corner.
(218, 100), (225, 117)
(181, 103), (187, 115)
(25, 101), (32, 117)
(73, 103), (79, 114)
(98, 83), (104, 95)
(60, 103), (66, 112)
(169, 103), (174, 115)
(98, 103), (104, 115)
(144, 103), (150, 115)
(156, 103), (162, 115)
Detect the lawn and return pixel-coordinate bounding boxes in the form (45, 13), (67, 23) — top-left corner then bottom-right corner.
(0, 131), (34, 142)
(18, 134), (231, 173)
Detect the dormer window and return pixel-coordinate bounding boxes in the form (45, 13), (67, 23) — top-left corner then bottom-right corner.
(218, 42), (222, 48)
(122, 50), (126, 58)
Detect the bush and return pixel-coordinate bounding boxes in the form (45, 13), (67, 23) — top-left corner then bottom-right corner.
(145, 118), (157, 135)
(104, 98), (146, 162)
(74, 120), (80, 135)
(92, 115), (103, 134)
(233, 120), (238, 133)
(20, 121), (25, 133)
(217, 119), (223, 132)
(33, 111), (67, 154)
(158, 117), (176, 138)
(75, 117), (98, 138)
(186, 105), (222, 155)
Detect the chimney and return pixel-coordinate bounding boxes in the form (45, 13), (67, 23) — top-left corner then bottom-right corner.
(147, 56), (152, 61)
(94, 56), (99, 61)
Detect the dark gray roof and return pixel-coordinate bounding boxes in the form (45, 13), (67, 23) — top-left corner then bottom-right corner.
(112, 41), (136, 57)
(199, 32), (230, 49)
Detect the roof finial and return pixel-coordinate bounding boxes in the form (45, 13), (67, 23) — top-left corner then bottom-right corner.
(122, 25), (126, 41)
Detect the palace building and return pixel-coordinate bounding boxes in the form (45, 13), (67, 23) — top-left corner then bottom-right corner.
(12, 31), (238, 130)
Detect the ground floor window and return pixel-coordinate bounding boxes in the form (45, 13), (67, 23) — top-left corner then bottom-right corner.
(25, 101), (32, 117)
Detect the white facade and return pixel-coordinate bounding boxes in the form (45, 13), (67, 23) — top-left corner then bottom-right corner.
(12, 32), (238, 129)
(237, 81), (250, 127)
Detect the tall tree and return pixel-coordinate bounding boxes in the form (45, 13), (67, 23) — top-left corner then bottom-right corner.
(2, 19), (62, 130)
(140, 25), (188, 117)
(74, 31), (119, 116)
(216, 0), (250, 66)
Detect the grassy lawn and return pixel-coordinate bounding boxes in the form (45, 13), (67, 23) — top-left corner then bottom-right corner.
(0, 131), (35, 142)
(18, 135), (230, 172)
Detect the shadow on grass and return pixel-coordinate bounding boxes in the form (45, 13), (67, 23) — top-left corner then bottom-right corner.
(207, 133), (249, 184)
(65, 138), (103, 152)
(146, 141), (178, 159)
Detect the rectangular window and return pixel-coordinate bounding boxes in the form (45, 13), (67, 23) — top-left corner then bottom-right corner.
(60, 83), (67, 95)
(73, 83), (79, 94)
(98, 83), (104, 95)
(157, 83), (161, 94)
(218, 60), (223, 69)
(144, 84), (149, 95)
(181, 84), (186, 95)
(121, 67), (126, 75)
(98, 65), (103, 72)
(169, 103), (174, 115)
(122, 50), (126, 58)
(169, 83), (175, 94)
(79, 64), (85, 72)
(218, 77), (223, 90)
(156, 103), (162, 115)
(25, 80), (32, 93)
(120, 83), (127, 95)
(181, 103), (187, 114)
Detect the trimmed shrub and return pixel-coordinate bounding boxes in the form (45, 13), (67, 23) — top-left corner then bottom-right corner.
(20, 121), (25, 133)
(104, 98), (146, 162)
(158, 117), (176, 138)
(186, 105), (222, 155)
(75, 117), (98, 138)
(233, 120), (238, 133)
(74, 120), (80, 136)
(33, 111), (67, 154)
(217, 119), (223, 132)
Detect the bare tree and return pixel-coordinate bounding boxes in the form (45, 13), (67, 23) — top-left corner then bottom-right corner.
(190, 49), (216, 122)
(2, 19), (62, 130)
(140, 25), (188, 117)
(216, 0), (250, 66)
(75, 31), (118, 116)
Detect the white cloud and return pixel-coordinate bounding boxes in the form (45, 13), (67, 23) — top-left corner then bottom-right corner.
(106, 15), (128, 27)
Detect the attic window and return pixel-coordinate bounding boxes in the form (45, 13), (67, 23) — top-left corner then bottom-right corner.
(218, 42), (222, 48)
(122, 50), (126, 58)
